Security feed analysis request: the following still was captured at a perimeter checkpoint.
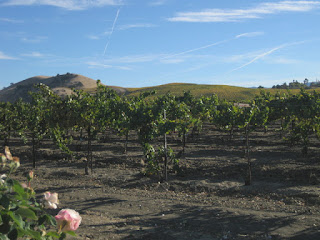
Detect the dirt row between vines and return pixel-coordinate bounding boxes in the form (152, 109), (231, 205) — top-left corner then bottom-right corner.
(8, 124), (320, 239)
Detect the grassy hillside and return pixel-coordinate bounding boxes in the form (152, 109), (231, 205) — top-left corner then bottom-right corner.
(125, 83), (316, 102)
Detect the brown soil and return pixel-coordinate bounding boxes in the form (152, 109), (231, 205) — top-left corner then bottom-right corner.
(8, 124), (320, 240)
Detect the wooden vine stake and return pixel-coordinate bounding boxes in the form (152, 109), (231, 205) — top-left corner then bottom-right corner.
(164, 109), (168, 182)
(245, 124), (252, 186)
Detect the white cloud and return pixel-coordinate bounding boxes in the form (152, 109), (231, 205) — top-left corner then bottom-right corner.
(21, 51), (45, 57)
(224, 52), (259, 63)
(104, 54), (161, 63)
(168, 1), (320, 22)
(21, 36), (47, 43)
(118, 23), (156, 30)
(149, 0), (167, 6)
(86, 31), (111, 40)
(100, 53), (212, 66)
(160, 58), (185, 64)
(89, 53), (184, 66)
(236, 31), (264, 38)
(87, 35), (101, 40)
(0, 51), (17, 60)
(2, 0), (123, 10)
(0, 17), (23, 23)
(87, 61), (131, 70)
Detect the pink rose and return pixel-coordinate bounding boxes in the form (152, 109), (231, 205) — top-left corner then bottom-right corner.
(55, 209), (82, 232)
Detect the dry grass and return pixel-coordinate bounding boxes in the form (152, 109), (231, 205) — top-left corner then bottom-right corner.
(125, 83), (319, 101)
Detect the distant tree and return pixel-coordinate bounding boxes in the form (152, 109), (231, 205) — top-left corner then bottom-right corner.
(272, 80), (309, 89)
(289, 80), (304, 89)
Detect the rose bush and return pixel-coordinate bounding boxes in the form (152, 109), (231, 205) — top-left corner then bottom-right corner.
(0, 147), (81, 239)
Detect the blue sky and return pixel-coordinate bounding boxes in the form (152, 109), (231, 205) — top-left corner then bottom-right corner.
(1, 0), (320, 89)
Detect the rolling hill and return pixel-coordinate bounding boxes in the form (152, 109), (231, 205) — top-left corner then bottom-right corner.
(0, 73), (127, 102)
(0, 73), (316, 102)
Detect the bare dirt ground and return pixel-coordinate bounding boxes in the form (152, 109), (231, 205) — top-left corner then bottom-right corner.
(8, 123), (320, 240)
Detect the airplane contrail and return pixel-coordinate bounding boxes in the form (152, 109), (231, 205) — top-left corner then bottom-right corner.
(230, 45), (286, 72)
(162, 31), (263, 60)
(229, 41), (305, 72)
(162, 39), (231, 59)
(103, 8), (121, 56)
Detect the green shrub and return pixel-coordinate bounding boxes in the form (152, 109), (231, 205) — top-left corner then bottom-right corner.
(0, 147), (78, 239)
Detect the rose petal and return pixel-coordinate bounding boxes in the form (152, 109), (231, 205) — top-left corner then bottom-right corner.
(4, 146), (12, 161)
(55, 209), (82, 231)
